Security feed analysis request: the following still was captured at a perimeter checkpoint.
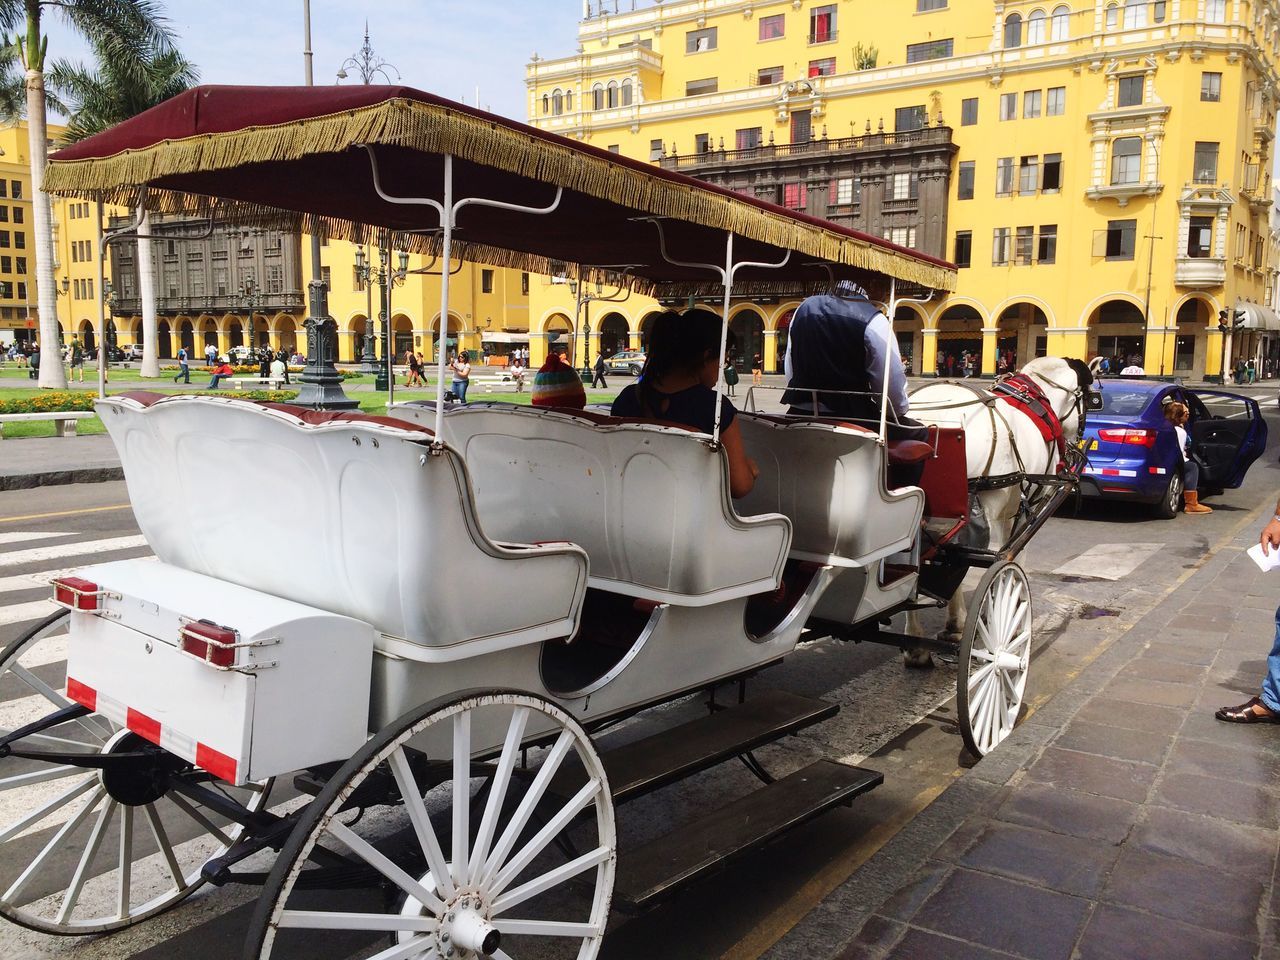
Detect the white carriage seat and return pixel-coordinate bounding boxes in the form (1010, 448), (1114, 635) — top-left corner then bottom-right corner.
(734, 413), (925, 568)
(96, 393), (589, 657)
(390, 402), (792, 607)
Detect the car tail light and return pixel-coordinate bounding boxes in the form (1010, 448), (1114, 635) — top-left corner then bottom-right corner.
(179, 621), (239, 668)
(1097, 428), (1157, 447)
(52, 576), (107, 611)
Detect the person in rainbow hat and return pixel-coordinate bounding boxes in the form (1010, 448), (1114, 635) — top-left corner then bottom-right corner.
(531, 351), (587, 408)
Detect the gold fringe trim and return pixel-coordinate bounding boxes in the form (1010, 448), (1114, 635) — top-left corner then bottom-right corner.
(44, 97), (956, 292)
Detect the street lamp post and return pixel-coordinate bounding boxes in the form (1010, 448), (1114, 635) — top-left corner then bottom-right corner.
(375, 244), (409, 393)
(567, 268), (630, 379)
(239, 277), (265, 358)
(353, 245), (379, 373)
(336, 22), (401, 85)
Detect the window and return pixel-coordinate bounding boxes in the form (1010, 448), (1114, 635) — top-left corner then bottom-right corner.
(1038, 224), (1058, 263)
(1205, 0), (1225, 22)
(832, 177), (858, 205)
(735, 127), (762, 150)
(686, 27), (717, 53)
(1111, 136), (1142, 184)
(958, 161), (975, 199)
(551, 90), (563, 115)
(1187, 215), (1214, 257)
(906, 38), (953, 62)
(918, 0), (947, 10)
(650, 139), (664, 162)
(758, 65), (784, 85)
(1117, 75), (1144, 107)
(607, 144), (620, 153)
(1019, 155), (1040, 193)
(481, 269), (494, 293)
(86, 279), (93, 301)
(1042, 153), (1062, 191)
(1004, 12), (1022, 47)
(10, 181), (20, 199)
(592, 84), (603, 111)
(894, 105), (927, 131)
(0, 257), (10, 273)
(0, 231), (10, 249)
(1000, 92), (1018, 120)
(15, 257), (24, 273)
(70, 241), (78, 263)
(1234, 223), (1247, 260)
(1123, 0), (1147, 28)
(790, 109), (812, 143)
(759, 14), (785, 39)
(993, 227), (1012, 265)
(782, 182), (808, 210)
(954, 231), (972, 268)
(1046, 86), (1066, 115)
(694, 133), (711, 153)
(1153, 0), (1167, 21)
(961, 97), (978, 125)
(686, 77), (718, 97)
(1201, 72), (1222, 102)
(16, 282), (25, 301)
(621, 80), (632, 106)
(809, 4), (836, 43)
(996, 157), (1015, 196)
(1023, 90), (1042, 118)
(1056, 5), (1079, 41)
(607, 81), (619, 108)
(0, 208), (9, 224)
(891, 172), (920, 200)
(1027, 10), (1046, 44)
(1105, 2), (1119, 27)
(1015, 226), (1035, 265)
(566, 90), (573, 111)
(1106, 219), (1137, 259)
(808, 57), (837, 77)
(541, 93), (549, 115)
(887, 226), (916, 248)
(1193, 141), (1218, 183)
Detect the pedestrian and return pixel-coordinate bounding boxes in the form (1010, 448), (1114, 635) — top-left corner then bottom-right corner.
(68, 337), (84, 382)
(1248, 358), (1257, 384)
(174, 344), (190, 383)
(1215, 505), (1280, 723)
(450, 350), (472, 403)
(723, 357), (739, 397)
(206, 356), (234, 390)
(258, 346), (272, 380)
(531, 351), (586, 409)
(1163, 400), (1211, 514)
(205, 342), (217, 367)
(751, 352), (763, 387)
(27, 343), (38, 380)
(511, 356), (526, 392)
(592, 352), (608, 389)
(269, 352), (286, 386)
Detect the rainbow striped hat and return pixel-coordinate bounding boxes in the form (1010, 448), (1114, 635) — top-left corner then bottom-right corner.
(531, 352), (586, 408)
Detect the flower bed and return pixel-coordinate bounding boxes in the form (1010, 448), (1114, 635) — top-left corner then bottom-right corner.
(0, 391), (99, 414)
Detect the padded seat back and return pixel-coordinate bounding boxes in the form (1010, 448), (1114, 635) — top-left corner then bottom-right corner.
(97, 393), (587, 651)
(391, 403), (791, 606)
(735, 413), (925, 567)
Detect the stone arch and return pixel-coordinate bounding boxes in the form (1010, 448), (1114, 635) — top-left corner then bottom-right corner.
(429, 312), (466, 363)
(935, 303), (986, 376)
(638, 310), (664, 351)
(770, 302), (803, 374)
(197, 315), (218, 348)
(272, 314), (298, 354)
(157, 320), (173, 359)
(598, 311), (629, 357)
(391, 313), (414, 359)
(994, 300), (1050, 370)
(177, 317), (195, 353)
(541, 311), (574, 359)
(1172, 294), (1217, 374)
(77, 319), (95, 352)
(728, 307), (765, 370)
(893, 304), (926, 376)
(1085, 297), (1147, 368)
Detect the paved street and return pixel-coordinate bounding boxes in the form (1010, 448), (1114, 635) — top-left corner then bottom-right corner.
(0, 393), (1277, 959)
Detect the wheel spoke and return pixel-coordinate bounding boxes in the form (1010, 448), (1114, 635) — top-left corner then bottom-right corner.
(56, 797), (117, 924)
(451, 710), (471, 887)
(490, 918), (603, 938)
(277, 910), (438, 933)
(490, 778), (602, 899)
(362, 938), (441, 960)
(492, 844), (612, 916)
(0, 774), (95, 842)
(3, 784), (105, 904)
(167, 792), (232, 846)
(327, 819), (445, 915)
(9, 664), (111, 741)
(143, 802), (186, 893)
(480, 730), (574, 890)
(468, 705), (529, 883)
(389, 747), (455, 901)
(0, 764), (82, 792)
(117, 805), (133, 920)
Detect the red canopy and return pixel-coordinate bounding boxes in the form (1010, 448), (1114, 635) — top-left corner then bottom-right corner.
(45, 85), (955, 296)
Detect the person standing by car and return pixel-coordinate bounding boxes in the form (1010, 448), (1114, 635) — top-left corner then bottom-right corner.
(592, 352), (608, 389)
(173, 345), (190, 384)
(1163, 400), (1211, 514)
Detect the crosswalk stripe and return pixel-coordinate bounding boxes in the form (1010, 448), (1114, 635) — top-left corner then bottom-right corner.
(0, 557), (155, 597)
(0, 536), (149, 569)
(0, 533), (76, 546)
(0, 600), (57, 627)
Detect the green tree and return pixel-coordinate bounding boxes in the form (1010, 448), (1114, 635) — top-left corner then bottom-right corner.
(0, 0), (176, 388)
(51, 42), (197, 377)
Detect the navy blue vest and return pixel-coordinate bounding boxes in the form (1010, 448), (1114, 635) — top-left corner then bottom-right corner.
(782, 293), (878, 422)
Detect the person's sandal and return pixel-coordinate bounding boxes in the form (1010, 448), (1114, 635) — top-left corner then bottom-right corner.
(1215, 697), (1280, 724)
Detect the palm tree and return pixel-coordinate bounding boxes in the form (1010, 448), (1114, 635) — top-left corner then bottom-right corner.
(0, 0), (175, 388)
(51, 44), (197, 378)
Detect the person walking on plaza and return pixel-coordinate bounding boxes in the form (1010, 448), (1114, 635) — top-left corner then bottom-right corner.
(592, 352), (608, 389)
(68, 337), (84, 382)
(204, 342), (217, 367)
(1216, 505), (1280, 723)
(751, 353), (764, 387)
(206, 356), (234, 390)
(174, 345), (190, 383)
(27, 343), (38, 380)
(450, 350), (472, 403)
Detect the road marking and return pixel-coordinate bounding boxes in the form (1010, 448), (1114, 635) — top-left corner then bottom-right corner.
(1052, 542), (1163, 581)
(0, 599), (57, 626)
(0, 504), (131, 524)
(0, 532), (75, 546)
(0, 535), (148, 568)
(0, 558), (154, 596)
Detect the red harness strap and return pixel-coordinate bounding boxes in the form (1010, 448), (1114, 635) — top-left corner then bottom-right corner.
(992, 374), (1067, 465)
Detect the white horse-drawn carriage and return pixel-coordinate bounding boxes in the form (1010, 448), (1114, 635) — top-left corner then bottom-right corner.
(0, 85), (1094, 957)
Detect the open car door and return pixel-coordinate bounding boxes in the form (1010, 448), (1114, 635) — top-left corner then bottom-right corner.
(1185, 389), (1268, 489)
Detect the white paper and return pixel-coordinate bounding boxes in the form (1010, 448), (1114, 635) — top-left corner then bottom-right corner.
(1247, 542), (1280, 572)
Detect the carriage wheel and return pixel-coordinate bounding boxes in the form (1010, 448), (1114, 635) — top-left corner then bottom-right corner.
(0, 611), (271, 934)
(247, 690), (616, 960)
(957, 562), (1033, 758)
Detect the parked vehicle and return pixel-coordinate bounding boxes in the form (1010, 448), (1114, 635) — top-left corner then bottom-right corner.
(121, 343), (145, 361)
(603, 349), (646, 375)
(1079, 379), (1267, 518)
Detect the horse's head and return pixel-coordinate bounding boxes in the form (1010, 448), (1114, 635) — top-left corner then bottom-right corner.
(1019, 356), (1097, 440)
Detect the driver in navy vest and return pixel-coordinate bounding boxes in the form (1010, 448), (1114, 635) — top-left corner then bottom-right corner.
(782, 281), (912, 428)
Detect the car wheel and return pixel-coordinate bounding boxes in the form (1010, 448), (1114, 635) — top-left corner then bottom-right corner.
(629, 364), (642, 376)
(1154, 470), (1184, 519)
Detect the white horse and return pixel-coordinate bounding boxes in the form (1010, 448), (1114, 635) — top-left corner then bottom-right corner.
(902, 356), (1093, 665)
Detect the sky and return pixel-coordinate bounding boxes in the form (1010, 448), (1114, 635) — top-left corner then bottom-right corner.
(40, 0), (590, 121)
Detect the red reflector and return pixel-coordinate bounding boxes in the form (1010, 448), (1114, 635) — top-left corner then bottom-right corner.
(1100, 468), (1120, 476)
(179, 622), (237, 668)
(1149, 467), (1161, 474)
(66, 677), (96, 711)
(126, 707), (161, 746)
(1102, 485), (1132, 493)
(196, 742), (237, 783)
(1097, 428), (1157, 447)
(53, 576), (101, 611)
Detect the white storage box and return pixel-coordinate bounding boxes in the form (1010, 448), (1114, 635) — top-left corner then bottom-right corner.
(60, 559), (374, 785)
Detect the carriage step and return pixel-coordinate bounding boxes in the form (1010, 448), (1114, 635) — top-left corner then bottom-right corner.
(557, 690), (838, 806)
(614, 759), (882, 912)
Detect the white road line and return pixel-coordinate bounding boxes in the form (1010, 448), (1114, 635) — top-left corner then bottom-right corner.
(1052, 542), (1163, 581)
(0, 532), (75, 546)
(0, 557), (155, 596)
(0, 536), (149, 569)
(0, 600), (57, 627)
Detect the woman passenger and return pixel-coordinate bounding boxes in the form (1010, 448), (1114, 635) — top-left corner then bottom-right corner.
(1164, 400), (1212, 514)
(612, 309), (759, 498)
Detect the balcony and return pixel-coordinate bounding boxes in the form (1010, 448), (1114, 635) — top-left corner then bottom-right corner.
(109, 291), (305, 316)
(1174, 256), (1226, 288)
(1084, 180), (1162, 206)
(659, 125), (953, 172)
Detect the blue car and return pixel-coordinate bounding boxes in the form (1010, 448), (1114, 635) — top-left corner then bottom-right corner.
(1079, 379), (1267, 518)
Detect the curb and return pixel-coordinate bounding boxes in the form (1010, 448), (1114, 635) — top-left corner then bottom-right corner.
(0, 466), (124, 490)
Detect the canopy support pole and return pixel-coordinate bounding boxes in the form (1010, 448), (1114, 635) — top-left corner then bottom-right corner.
(880, 277), (896, 441)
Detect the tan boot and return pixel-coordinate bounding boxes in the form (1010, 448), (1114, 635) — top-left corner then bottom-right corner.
(1184, 490), (1213, 514)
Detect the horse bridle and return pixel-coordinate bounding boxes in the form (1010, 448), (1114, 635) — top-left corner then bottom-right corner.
(1013, 370), (1094, 444)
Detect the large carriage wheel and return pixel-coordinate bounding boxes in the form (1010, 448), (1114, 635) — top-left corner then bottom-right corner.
(247, 690), (616, 960)
(957, 562), (1033, 758)
(0, 610), (271, 934)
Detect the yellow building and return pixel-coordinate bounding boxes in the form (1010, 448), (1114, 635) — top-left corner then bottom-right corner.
(0, 121), (62, 348)
(527, 0), (1280, 379)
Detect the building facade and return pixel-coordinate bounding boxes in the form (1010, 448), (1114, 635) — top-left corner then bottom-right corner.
(526, 0), (1280, 378)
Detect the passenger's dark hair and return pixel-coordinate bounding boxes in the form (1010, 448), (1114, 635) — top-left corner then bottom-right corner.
(637, 308), (723, 418)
